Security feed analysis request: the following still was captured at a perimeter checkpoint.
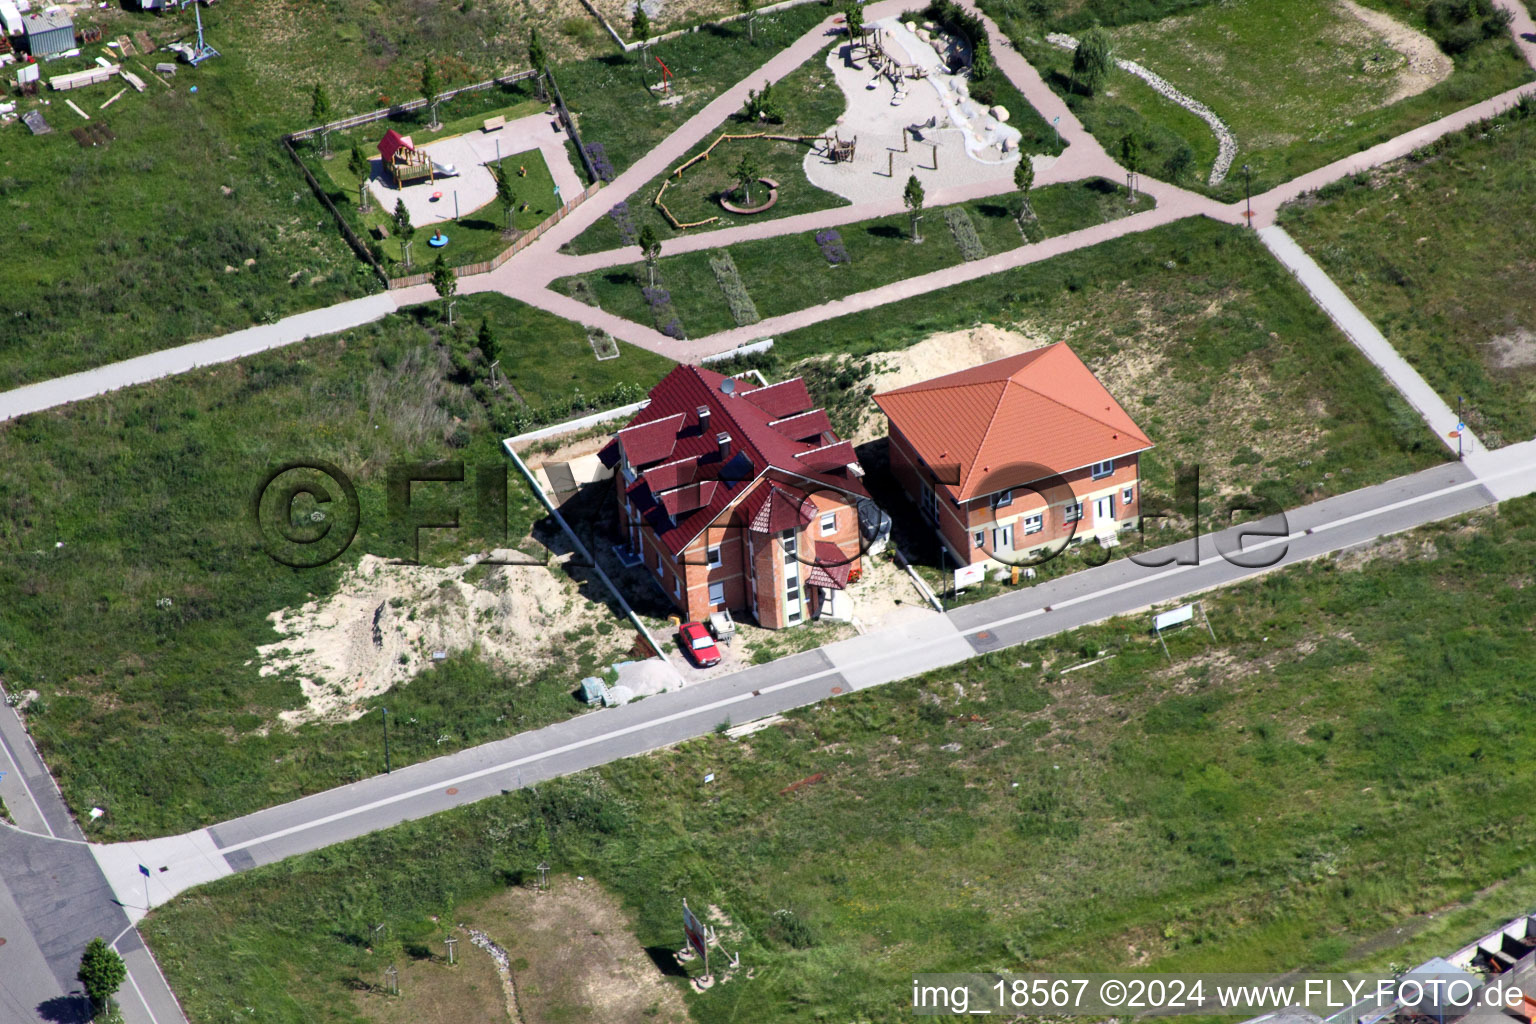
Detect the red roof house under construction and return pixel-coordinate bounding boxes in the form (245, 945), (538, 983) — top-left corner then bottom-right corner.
(600, 365), (871, 629)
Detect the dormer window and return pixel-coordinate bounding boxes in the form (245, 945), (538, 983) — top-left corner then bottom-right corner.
(992, 489), (1013, 509)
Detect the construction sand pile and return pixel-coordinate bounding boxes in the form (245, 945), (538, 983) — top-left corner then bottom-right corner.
(259, 553), (588, 725)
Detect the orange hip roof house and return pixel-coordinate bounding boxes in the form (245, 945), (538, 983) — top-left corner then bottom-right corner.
(873, 342), (1153, 569)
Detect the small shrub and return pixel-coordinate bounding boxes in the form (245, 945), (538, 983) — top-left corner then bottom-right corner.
(607, 201), (639, 246)
(813, 228), (850, 265)
(943, 207), (986, 261)
(584, 142), (616, 183)
(708, 250), (760, 325)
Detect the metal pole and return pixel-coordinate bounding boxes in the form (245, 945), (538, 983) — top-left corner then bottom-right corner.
(382, 707), (391, 774)
(1458, 396), (1465, 460)
(454, 190), (459, 220)
(1243, 164), (1252, 226)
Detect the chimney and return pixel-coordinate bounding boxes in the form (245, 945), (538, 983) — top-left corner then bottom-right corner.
(716, 432), (731, 461)
(697, 405), (710, 435)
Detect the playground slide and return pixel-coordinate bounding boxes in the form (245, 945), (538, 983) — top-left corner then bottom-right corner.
(429, 158), (459, 177)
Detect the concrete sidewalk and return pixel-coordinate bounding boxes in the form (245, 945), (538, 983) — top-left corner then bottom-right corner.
(0, 294), (397, 422)
(1259, 225), (1479, 456)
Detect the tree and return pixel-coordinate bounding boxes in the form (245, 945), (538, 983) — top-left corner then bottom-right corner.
(638, 224), (661, 287)
(1013, 155), (1035, 229)
(1071, 27), (1112, 95)
(421, 58), (441, 126)
(742, 80), (781, 123)
(902, 173), (925, 243)
(631, 3), (650, 43)
(431, 254), (457, 309)
(78, 937), (126, 1015)
(477, 317), (499, 364)
(1119, 131), (1141, 198)
(527, 27), (547, 72)
(970, 40), (993, 81)
(733, 153), (759, 205)
(348, 143), (368, 182)
(845, 1), (863, 39)
(393, 198), (414, 241)
(738, 0), (755, 42)
(527, 27), (548, 100)
(311, 82), (331, 124)
(492, 165), (516, 233)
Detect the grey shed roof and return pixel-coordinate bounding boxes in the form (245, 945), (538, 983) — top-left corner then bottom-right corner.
(23, 7), (71, 33)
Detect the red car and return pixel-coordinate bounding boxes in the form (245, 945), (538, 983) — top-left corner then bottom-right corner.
(678, 621), (721, 668)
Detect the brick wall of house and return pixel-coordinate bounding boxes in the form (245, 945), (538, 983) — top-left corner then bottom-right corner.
(886, 425), (1144, 567)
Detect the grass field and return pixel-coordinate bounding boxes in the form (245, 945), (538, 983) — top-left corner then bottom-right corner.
(0, 0), (830, 387)
(0, 294), (673, 840)
(1279, 100), (1536, 448)
(557, 179), (1155, 336)
(982, 0), (1533, 200)
(758, 217), (1445, 513)
(143, 495), (1536, 1022)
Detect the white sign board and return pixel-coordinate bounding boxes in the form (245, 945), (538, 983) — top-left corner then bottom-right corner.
(17, 62), (40, 84)
(954, 563), (986, 590)
(1153, 604), (1195, 632)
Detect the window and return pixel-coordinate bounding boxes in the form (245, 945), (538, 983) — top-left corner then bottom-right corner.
(674, 573), (681, 598)
(708, 581), (726, 607)
(993, 524), (1014, 552)
(782, 529), (798, 562)
(1023, 513), (1043, 534)
(1123, 487), (1134, 506)
(706, 545), (722, 568)
(1064, 502), (1083, 522)
(992, 489), (1013, 508)
(691, 634), (715, 651)
(1091, 459), (1115, 479)
(819, 511), (837, 535)
(973, 530), (985, 549)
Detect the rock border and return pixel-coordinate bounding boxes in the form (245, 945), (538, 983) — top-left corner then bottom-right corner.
(1047, 32), (1237, 186)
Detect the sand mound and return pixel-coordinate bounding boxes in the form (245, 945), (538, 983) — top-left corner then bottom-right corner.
(1337, 0), (1452, 104)
(849, 323), (1052, 444)
(260, 553), (587, 725)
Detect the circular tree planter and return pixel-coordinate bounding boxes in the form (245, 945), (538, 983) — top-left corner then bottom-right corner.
(719, 177), (780, 215)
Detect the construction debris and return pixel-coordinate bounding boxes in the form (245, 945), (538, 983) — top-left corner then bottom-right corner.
(65, 98), (90, 119)
(120, 69), (145, 92)
(50, 64), (117, 91)
(99, 87), (125, 109)
(21, 110), (51, 135)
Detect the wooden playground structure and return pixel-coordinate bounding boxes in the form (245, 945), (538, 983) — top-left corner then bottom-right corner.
(652, 130), (838, 229)
(377, 128), (455, 188)
(848, 24), (930, 100)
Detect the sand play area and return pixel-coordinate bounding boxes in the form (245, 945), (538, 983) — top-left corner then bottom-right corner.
(807, 17), (1045, 204)
(366, 112), (586, 228)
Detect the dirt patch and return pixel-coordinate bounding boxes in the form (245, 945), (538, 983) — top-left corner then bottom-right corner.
(1487, 329), (1536, 369)
(1334, 534), (1440, 571)
(351, 929), (510, 1024)
(1336, 0), (1453, 104)
(259, 553), (591, 725)
(466, 876), (690, 1024)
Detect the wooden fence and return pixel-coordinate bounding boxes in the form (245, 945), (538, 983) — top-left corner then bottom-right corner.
(279, 136), (391, 288)
(286, 68), (542, 142)
(386, 181), (604, 290)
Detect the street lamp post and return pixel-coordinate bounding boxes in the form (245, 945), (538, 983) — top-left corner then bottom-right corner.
(1458, 396), (1465, 460)
(1243, 164), (1253, 227)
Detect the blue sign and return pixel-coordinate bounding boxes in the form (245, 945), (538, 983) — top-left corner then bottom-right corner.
(139, 864), (151, 878)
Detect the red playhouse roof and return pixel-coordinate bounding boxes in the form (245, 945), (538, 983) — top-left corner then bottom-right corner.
(873, 343), (1152, 502)
(378, 129), (414, 164)
(601, 365), (868, 555)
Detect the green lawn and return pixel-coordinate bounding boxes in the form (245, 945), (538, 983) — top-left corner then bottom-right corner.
(0, 294), (673, 840)
(557, 179), (1155, 337)
(982, 0), (1534, 200)
(764, 217), (1444, 514)
(1280, 100), (1536, 448)
(312, 130), (560, 271)
(144, 495), (1536, 1022)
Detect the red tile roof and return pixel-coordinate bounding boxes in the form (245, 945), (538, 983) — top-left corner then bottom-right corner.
(806, 541), (853, 590)
(612, 366), (867, 555)
(378, 129), (413, 164)
(873, 343), (1152, 502)
(741, 482), (815, 534)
